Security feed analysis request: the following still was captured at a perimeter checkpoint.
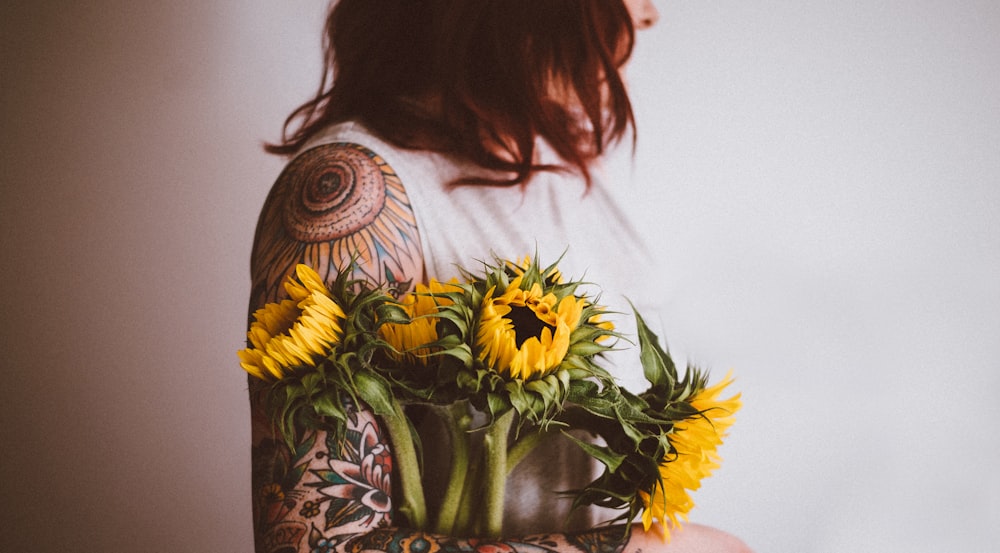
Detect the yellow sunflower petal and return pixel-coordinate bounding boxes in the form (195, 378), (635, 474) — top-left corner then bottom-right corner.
(641, 371), (741, 542)
(296, 264), (329, 294)
(378, 279), (462, 364)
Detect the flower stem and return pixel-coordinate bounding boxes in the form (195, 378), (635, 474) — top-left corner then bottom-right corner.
(505, 429), (546, 475)
(482, 409), (515, 538)
(382, 401), (427, 529)
(453, 456), (481, 535)
(434, 401), (472, 535)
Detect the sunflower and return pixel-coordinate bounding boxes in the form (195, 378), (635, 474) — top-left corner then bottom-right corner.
(640, 371), (741, 541)
(475, 275), (586, 380)
(379, 279), (458, 364)
(239, 264), (346, 381)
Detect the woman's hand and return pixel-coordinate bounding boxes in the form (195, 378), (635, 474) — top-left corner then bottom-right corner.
(621, 524), (753, 553)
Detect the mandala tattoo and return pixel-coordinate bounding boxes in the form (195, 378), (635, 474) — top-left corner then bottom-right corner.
(249, 142), (423, 308)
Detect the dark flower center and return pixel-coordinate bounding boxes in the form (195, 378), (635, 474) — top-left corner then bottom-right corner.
(507, 305), (555, 348)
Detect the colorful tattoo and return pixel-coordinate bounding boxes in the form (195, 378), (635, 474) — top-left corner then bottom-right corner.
(251, 427), (318, 553)
(565, 528), (627, 553)
(310, 412), (393, 530)
(249, 142), (423, 308)
(341, 528), (626, 553)
(251, 401), (395, 552)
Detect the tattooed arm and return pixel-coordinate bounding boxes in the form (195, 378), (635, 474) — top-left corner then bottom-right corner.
(247, 143), (751, 553)
(248, 143), (423, 552)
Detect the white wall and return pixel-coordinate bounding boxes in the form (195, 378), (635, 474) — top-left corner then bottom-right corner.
(2, 1), (997, 552)
(610, 2), (1000, 551)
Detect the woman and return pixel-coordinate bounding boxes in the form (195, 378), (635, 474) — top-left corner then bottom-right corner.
(248, 1), (750, 552)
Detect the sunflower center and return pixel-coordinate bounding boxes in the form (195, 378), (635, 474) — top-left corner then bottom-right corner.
(506, 305), (555, 348)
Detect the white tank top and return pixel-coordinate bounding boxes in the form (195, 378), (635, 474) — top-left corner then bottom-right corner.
(303, 121), (666, 533)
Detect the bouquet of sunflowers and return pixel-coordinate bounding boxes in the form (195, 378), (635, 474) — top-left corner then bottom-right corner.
(239, 255), (740, 540)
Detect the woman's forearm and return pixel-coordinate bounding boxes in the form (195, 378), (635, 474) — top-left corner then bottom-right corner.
(340, 526), (628, 553)
(339, 523), (753, 553)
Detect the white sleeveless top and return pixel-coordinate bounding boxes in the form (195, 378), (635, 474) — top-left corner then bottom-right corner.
(303, 121), (666, 533)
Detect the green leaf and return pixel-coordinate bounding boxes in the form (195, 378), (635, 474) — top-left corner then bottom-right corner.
(456, 369), (480, 392)
(556, 369), (571, 394)
(375, 302), (411, 324)
(301, 372), (322, 393)
(311, 394), (344, 420)
(567, 379), (601, 399)
(486, 392), (509, 418)
(354, 371), (394, 416)
(524, 377), (555, 398)
(568, 341), (610, 357)
(562, 432), (627, 473)
(632, 305), (677, 391)
(508, 388), (532, 416)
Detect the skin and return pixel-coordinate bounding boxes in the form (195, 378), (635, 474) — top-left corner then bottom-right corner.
(623, 0), (660, 30)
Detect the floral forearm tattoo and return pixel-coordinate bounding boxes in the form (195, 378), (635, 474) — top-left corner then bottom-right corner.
(251, 400), (394, 553)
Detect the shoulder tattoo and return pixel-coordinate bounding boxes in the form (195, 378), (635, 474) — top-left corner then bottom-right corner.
(250, 143), (424, 308)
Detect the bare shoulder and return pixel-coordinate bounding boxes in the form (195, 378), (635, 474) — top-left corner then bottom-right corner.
(250, 142), (424, 308)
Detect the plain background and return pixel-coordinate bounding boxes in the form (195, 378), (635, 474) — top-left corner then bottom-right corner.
(2, 1), (998, 552)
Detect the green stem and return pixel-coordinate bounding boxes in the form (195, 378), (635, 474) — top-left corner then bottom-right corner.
(482, 409), (516, 538)
(453, 455), (481, 535)
(382, 401), (427, 529)
(505, 429), (547, 475)
(434, 401), (472, 535)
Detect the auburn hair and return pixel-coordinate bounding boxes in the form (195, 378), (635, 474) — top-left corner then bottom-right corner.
(266, 0), (637, 186)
